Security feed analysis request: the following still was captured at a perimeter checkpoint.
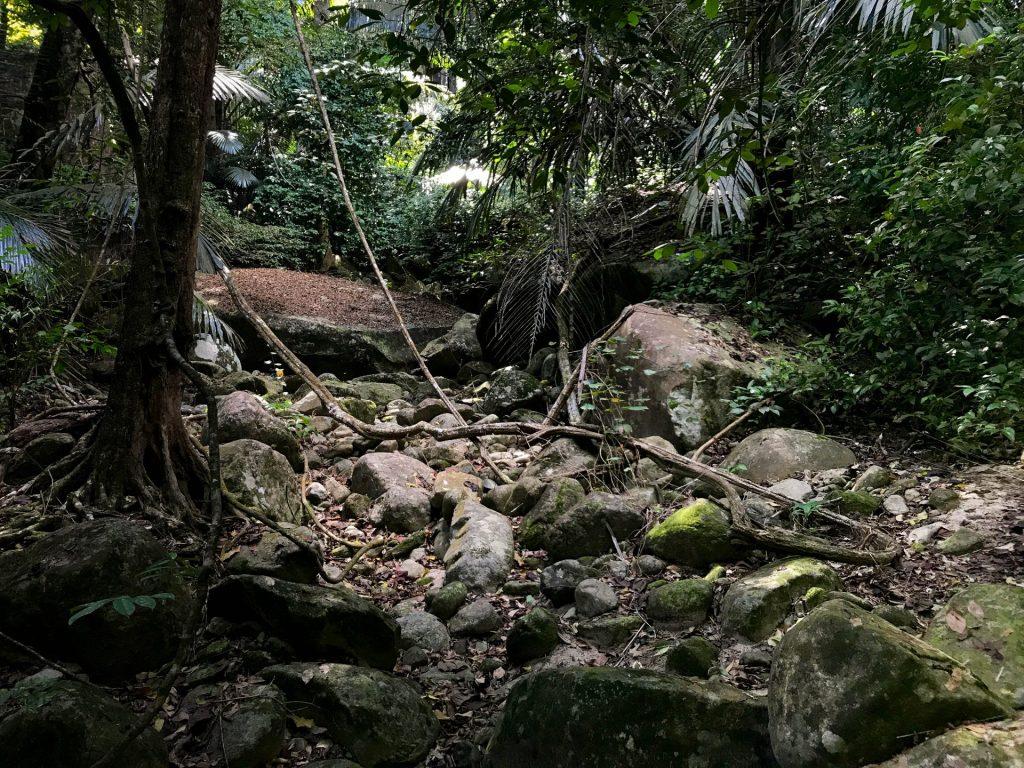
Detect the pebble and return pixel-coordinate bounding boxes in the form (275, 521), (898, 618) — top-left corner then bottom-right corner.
(882, 495), (909, 516)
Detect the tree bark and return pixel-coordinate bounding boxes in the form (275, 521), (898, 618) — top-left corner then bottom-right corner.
(10, 17), (85, 179)
(85, 0), (222, 511)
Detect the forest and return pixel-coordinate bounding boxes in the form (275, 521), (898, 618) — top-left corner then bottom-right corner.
(0, 0), (1022, 766)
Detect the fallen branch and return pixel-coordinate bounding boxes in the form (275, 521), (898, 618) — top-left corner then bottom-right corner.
(690, 397), (771, 463)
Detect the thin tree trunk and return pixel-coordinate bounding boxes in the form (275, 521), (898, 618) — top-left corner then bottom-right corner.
(10, 18), (85, 179)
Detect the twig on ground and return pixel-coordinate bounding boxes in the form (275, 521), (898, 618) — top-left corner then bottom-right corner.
(691, 397), (771, 463)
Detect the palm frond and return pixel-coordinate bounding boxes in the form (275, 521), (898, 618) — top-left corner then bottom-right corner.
(212, 65), (271, 103)
(490, 245), (561, 363)
(0, 197), (71, 273)
(208, 129), (244, 155)
(193, 292), (244, 352)
(801, 0), (992, 47)
(224, 166), (259, 189)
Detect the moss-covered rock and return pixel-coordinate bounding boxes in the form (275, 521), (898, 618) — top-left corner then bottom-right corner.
(869, 717), (1024, 767)
(545, 492), (647, 561)
(210, 685), (287, 768)
(506, 607), (559, 665)
(219, 390), (303, 470)
(209, 574), (399, 670)
(225, 526), (322, 584)
(0, 519), (191, 682)
(665, 637), (719, 678)
(519, 478), (585, 550)
(721, 558), (842, 642)
(263, 663), (438, 767)
(427, 580), (468, 620)
(483, 667), (776, 768)
(768, 600), (1013, 768)
(924, 583), (1024, 707)
(576, 614), (645, 647)
(643, 499), (742, 569)
(836, 490), (881, 516)
(221, 439), (303, 524)
(646, 578), (713, 627)
(0, 677), (168, 768)
(519, 438), (595, 482)
(479, 368), (543, 416)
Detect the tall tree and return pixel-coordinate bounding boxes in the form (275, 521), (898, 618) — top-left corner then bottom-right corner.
(33, 0), (222, 512)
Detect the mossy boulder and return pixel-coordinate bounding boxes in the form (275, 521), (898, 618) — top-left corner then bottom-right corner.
(836, 490), (881, 516)
(427, 580), (468, 620)
(519, 478), (585, 550)
(0, 677), (168, 768)
(643, 499), (741, 569)
(646, 578), (713, 627)
(768, 600), (1013, 768)
(210, 685), (287, 768)
(263, 663), (438, 767)
(506, 607), (559, 665)
(483, 667), (776, 768)
(6, 432), (76, 482)
(869, 717), (1024, 767)
(479, 367), (543, 416)
(219, 391), (303, 470)
(519, 438), (595, 482)
(721, 558), (842, 642)
(924, 583), (1024, 707)
(209, 574), (399, 670)
(0, 519), (191, 682)
(576, 614), (645, 647)
(225, 526), (322, 584)
(545, 492), (647, 561)
(723, 428), (856, 484)
(666, 636), (719, 678)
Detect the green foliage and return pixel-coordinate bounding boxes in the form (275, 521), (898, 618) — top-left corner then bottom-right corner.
(68, 592), (175, 625)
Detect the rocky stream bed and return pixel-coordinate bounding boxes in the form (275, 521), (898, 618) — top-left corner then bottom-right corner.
(1, 302), (1022, 768)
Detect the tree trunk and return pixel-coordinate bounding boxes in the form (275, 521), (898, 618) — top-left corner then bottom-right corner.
(10, 18), (84, 179)
(87, 0), (222, 511)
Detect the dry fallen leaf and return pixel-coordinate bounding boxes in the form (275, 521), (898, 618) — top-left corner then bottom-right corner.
(945, 610), (968, 636)
(966, 600), (985, 620)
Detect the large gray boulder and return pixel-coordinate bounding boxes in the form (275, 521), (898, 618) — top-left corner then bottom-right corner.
(603, 304), (766, 450)
(643, 498), (743, 568)
(0, 677), (169, 768)
(768, 600), (1013, 768)
(225, 526), (322, 584)
(479, 367), (543, 416)
(220, 439), (303, 524)
(0, 519), (191, 682)
(443, 499), (515, 592)
(520, 438), (595, 483)
(545, 491), (647, 561)
(722, 428), (856, 484)
(484, 667), (776, 767)
(263, 662), (438, 767)
(5, 432), (76, 482)
(219, 390), (303, 470)
(351, 452), (434, 498)
(422, 313), (482, 375)
(721, 558), (842, 642)
(209, 685), (287, 768)
(208, 574), (399, 670)
(923, 583), (1024, 707)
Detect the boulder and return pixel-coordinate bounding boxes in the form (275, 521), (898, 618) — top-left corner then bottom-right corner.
(484, 667), (776, 768)
(225, 526), (322, 583)
(520, 438), (595, 482)
(0, 677), (168, 768)
(545, 491), (647, 561)
(370, 486), (433, 533)
(836, 490), (881, 516)
(210, 685), (287, 768)
(643, 498), (741, 569)
(723, 428), (856, 484)
(0, 519), (191, 681)
(479, 368), (543, 416)
(923, 583), (1024, 707)
(5, 431), (76, 482)
(262, 662), (438, 767)
(541, 560), (594, 606)
(427, 581), (468, 621)
(506, 607), (560, 665)
(351, 452), (434, 499)
(574, 579), (618, 619)
(646, 578), (713, 627)
(665, 636), (719, 678)
(721, 558), (842, 642)
(220, 439), (303, 524)
(450, 598), (501, 636)
(397, 611), (451, 652)
(208, 574), (399, 669)
(768, 600), (1013, 768)
(219, 391), (303, 470)
(421, 313), (482, 376)
(443, 499), (515, 592)
(868, 717), (1024, 767)
(576, 614), (645, 647)
(603, 304), (766, 449)
(519, 478), (586, 550)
